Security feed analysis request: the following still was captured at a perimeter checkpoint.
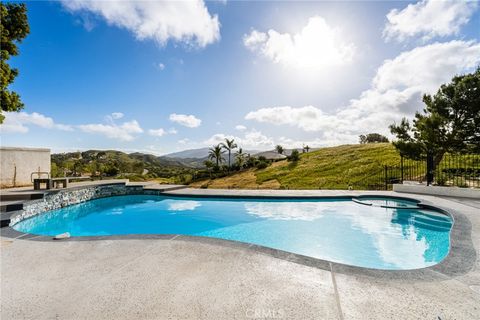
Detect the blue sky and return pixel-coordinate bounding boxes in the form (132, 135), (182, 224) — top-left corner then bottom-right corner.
(1, 0), (479, 155)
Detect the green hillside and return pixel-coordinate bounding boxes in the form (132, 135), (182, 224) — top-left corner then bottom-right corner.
(190, 143), (402, 190)
(51, 150), (198, 183)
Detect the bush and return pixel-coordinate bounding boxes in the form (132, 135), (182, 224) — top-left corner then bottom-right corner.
(435, 174), (447, 186)
(104, 166), (119, 176)
(456, 178), (469, 188)
(246, 157), (257, 168)
(288, 150), (300, 162)
(256, 161), (269, 170)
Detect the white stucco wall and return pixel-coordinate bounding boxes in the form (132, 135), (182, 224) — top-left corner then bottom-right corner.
(0, 147), (51, 187)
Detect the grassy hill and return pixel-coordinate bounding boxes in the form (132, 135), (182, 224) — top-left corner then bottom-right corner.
(190, 143), (402, 190)
(51, 150), (198, 183)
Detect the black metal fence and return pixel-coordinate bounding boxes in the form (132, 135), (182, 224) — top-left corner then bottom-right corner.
(354, 153), (480, 190)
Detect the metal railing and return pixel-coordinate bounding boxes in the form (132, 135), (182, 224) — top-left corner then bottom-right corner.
(355, 153), (480, 190)
(434, 153), (480, 188)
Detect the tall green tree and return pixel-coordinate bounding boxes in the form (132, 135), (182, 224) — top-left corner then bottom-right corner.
(208, 144), (225, 168)
(275, 145), (284, 155)
(221, 138), (237, 169)
(390, 67), (480, 165)
(1, 3), (29, 123)
(288, 149), (300, 162)
(359, 133), (389, 144)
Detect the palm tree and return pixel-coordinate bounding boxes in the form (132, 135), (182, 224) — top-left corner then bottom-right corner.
(235, 148), (246, 169)
(208, 144), (225, 168)
(275, 145), (284, 154)
(221, 138), (237, 169)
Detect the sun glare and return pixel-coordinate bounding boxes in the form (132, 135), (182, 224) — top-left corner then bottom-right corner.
(244, 16), (355, 70)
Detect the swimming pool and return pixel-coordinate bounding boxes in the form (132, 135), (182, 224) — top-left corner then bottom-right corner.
(12, 195), (452, 270)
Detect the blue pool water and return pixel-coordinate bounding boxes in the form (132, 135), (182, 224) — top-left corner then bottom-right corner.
(13, 195), (452, 270)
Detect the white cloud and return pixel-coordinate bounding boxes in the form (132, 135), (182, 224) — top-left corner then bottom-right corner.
(245, 40), (480, 143)
(61, 0), (220, 48)
(203, 133), (235, 146)
(383, 0), (478, 42)
(245, 106), (334, 132)
(372, 41), (480, 92)
(148, 128), (166, 137)
(148, 127), (177, 137)
(339, 40), (480, 133)
(204, 129), (274, 150)
(178, 138), (190, 145)
(243, 30), (267, 50)
(169, 113), (202, 128)
(243, 16), (355, 69)
(156, 62), (165, 71)
(235, 125), (247, 131)
(277, 137), (323, 149)
(204, 129), (352, 150)
(78, 119), (143, 141)
(110, 112), (124, 120)
(0, 112), (73, 133)
(241, 130), (275, 149)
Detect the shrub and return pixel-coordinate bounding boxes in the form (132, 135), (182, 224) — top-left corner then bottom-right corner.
(435, 174), (447, 186)
(256, 161), (269, 170)
(456, 178), (469, 188)
(288, 150), (300, 162)
(104, 166), (119, 176)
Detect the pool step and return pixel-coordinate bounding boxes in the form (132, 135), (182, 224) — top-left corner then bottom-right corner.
(414, 217), (452, 229)
(0, 219), (10, 228)
(0, 192), (44, 202)
(0, 210), (22, 228)
(0, 200), (24, 213)
(393, 210), (452, 231)
(412, 219), (451, 232)
(415, 210), (450, 220)
(0, 191), (45, 214)
(412, 211), (451, 224)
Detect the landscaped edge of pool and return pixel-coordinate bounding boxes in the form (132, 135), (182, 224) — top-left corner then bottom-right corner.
(2, 182), (476, 280)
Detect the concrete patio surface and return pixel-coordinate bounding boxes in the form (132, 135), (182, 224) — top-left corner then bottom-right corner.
(1, 189), (479, 319)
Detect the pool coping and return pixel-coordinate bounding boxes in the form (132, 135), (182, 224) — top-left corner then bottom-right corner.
(1, 186), (476, 282)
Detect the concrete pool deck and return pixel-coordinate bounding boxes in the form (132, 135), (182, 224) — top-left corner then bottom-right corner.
(1, 187), (479, 319)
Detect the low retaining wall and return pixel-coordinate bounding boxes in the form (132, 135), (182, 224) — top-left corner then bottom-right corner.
(10, 183), (165, 225)
(393, 184), (480, 199)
